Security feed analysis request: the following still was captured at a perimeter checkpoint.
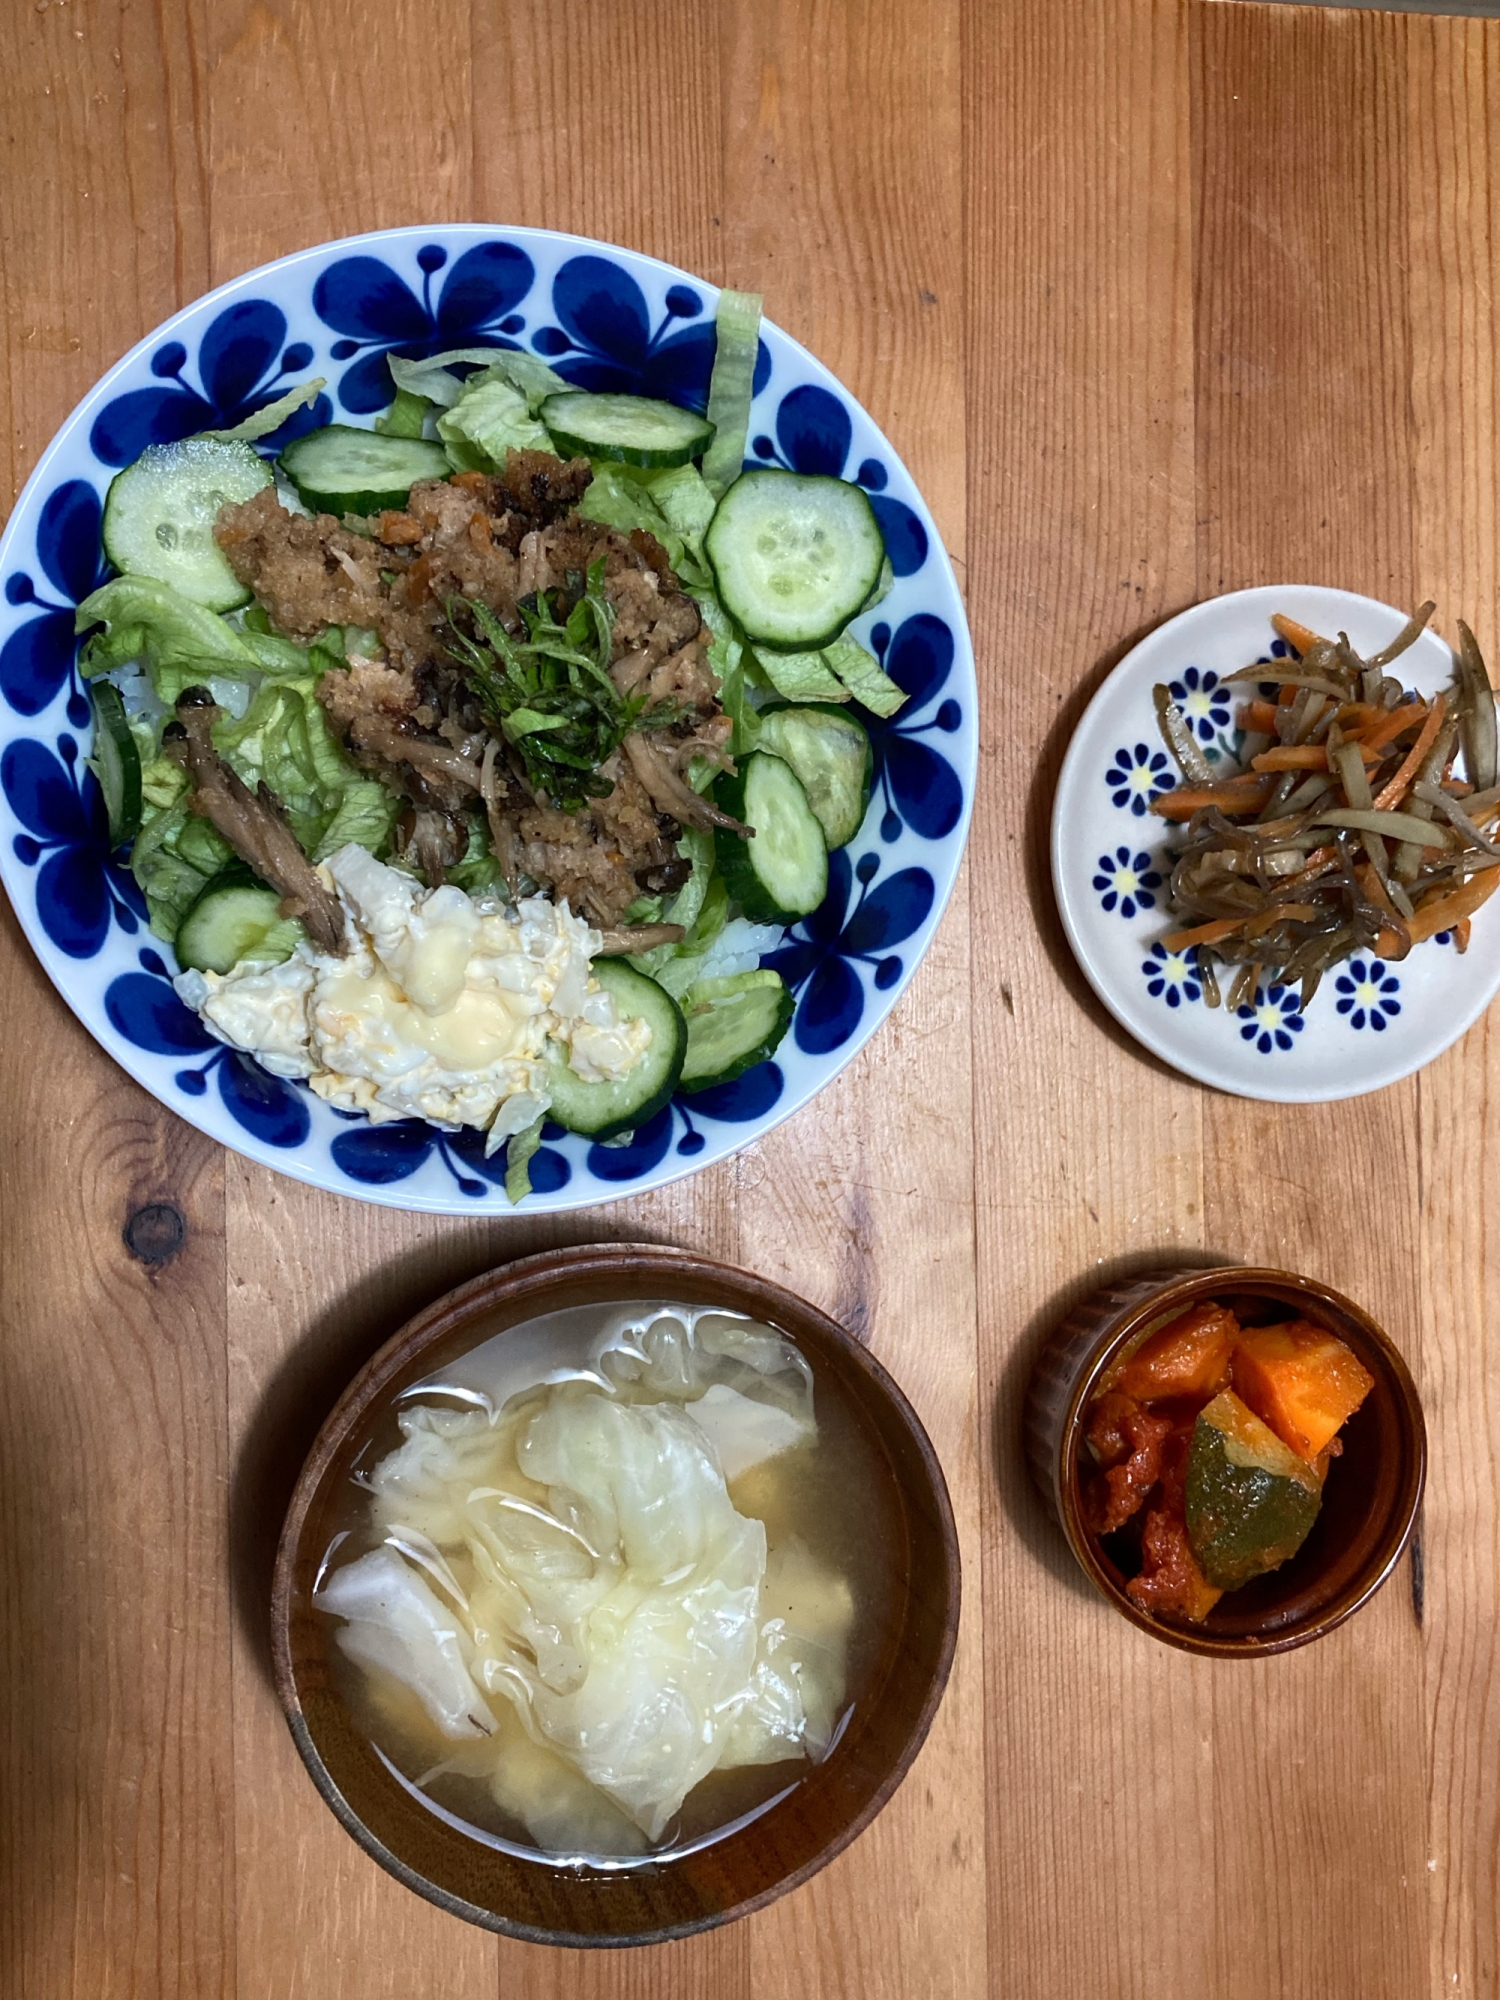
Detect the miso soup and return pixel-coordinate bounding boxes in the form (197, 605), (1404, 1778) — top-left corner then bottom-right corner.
(314, 1300), (900, 1866)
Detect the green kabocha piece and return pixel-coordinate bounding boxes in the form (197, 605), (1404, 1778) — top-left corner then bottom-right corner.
(1185, 1389), (1324, 1592)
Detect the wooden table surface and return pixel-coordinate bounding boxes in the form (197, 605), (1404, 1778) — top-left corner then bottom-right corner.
(2, 2), (1498, 1995)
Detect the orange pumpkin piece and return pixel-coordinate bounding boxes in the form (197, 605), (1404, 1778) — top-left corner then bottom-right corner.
(1230, 1320), (1374, 1462)
(1108, 1302), (1238, 1402)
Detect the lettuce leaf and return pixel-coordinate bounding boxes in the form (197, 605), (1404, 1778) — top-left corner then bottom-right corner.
(311, 778), (400, 863)
(389, 347), (568, 414)
(375, 387), (432, 438)
(504, 1113), (545, 1204)
(199, 377), (325, 443)
(822, 633), (907, 716)
(575, 463), (715, 588)
(691, 590), (761, 754)
(701, 290), (763, 498)
(752, 645), (849, 704)
(77, 576), (258, 677)
(437, 372), (552, 471)
(130, 803), (233, 939)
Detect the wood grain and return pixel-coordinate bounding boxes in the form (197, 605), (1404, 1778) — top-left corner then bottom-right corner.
(2, 3), (1500, 1997)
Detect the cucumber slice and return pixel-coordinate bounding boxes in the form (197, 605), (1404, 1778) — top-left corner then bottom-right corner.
(705, 469), (885, 650)
(176, 875), (301, 975)
(277, 425), (451, 514)
(756, 703), (873, 849)
(102, 438), (272, 611)
(713, 752), (828, 924)
(545, 958), (686, 1139)
(540, 391), (715, 469)
(679, 971), (793, 1091)
(90, 681), (143, 848)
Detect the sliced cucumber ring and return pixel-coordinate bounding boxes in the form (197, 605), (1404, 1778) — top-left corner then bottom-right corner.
(540, 391), (715, 468)
(756, 702), (873, 849)
(277, 425), (451, 515)
(679, 971), (793, 1091)
(545, 959), (686, 1139)
(90, 681), (143, 848)
(705, 468), (885, 650)
(102, 437), (272, 611)
(175, 875), (299, 975)
(714, 752), (828, 925)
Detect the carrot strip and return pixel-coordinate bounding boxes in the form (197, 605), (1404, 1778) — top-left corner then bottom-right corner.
(1372, 691), (1447, 812)
(1150, 776), (1273, 821)
(1286, 845), (1339, 889)
(1240, 699), (1279, 734)
(1375, 867), (1500, 957)
(1250, 744), (1378, 772)
(1162, 917), (1248, 951)
(1456, 917), (1472, 952)
(1272, 614), (1321, 656)
(1357, 701), (1428, 754)
(1356, 862), (1398, 919)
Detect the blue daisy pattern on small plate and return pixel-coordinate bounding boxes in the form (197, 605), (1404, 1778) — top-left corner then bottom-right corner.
(1140, 942), (1201, 1009)
(1334, 959), (1402, 1031)
(1235, 982), (1306, 1054)
(0, 227), (975, 1211)
(1105, 741), (1175, 817)
(1093, 845), (1161, 918)
(1168, 664), (1240, 756)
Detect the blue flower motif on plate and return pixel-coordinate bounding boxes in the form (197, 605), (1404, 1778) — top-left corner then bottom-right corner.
(531, 257), (772, 413)
(1141, 942), (1201, 1009)
(766, 850), (934, 1056)
(1, 481), (109, 722)
(1092, 845), (1161, 918)
(1334, 958), (1401, 1031)
(104, 946), (311, 1146)
(1166, 666), (1231, 744)
(752, 383), (927, 578)
(864, 615), (963, 842)
(313, 240), (535, 412)
(1236, 982), (1305, 1053)
(331, 1116), (571, 1198)
(1106, 742), (1174, 817)
(2, 734), (144, 957)
(90, 299), (333, 466)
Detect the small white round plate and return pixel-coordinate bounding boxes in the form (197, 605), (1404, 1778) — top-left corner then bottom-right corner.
(1051, 585), (1500, 1102)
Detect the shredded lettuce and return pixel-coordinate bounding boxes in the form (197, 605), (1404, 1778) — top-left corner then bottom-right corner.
(130, 803), (234, 938)
(447, 815), (506, 895)
(627, 872), (730, 992)
(701, 290), (763, 498)
(822, 633), (907, 716)
(311, 778), (401, 863)
(504, 1112), (546, 1204)
(199, 377), (325, 444)
(437, 372), (551, 471)
(753, 645), (849, 704)
(388, 347), (568, 414)
(574, 462), (713, 588)
(77, 577), (259, 677)
(375, 387), (432, 438)
(691, 591), (761, 754)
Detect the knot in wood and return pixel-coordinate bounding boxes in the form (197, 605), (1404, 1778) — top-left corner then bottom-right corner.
(124, 1202), (186, 1267)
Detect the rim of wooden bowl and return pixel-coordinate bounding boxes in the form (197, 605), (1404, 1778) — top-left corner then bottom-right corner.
(1024, 1263), (1426, 1658)
(271, 1242), (961, 1945)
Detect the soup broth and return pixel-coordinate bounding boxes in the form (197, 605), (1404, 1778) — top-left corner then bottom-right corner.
(316, 1300), (900, 1866)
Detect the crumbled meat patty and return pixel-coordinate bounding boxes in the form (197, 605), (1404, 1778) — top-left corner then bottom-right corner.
(214, 450), (737, 924)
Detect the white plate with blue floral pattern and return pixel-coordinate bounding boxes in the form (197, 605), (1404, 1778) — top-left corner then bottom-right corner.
(0, 227), (975, 1210)
(1052, 585), (1500, 1102)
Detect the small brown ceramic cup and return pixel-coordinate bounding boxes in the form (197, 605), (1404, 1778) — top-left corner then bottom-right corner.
(272, 1243), (960, 1946)
(1023, 1265), (1424, 1657)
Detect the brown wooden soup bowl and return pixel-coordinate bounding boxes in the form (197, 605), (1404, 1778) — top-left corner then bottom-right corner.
(271, 1243), (960, 1946)
(1023, 1265), (1424, 1657)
